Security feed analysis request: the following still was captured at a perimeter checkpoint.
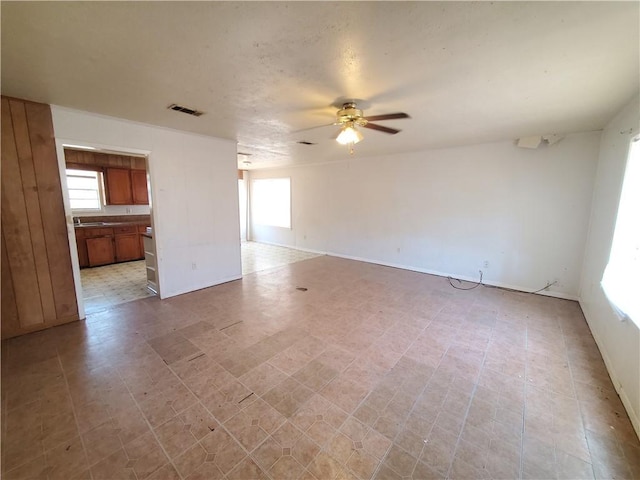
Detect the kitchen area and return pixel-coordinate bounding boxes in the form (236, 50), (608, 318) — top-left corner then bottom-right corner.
(65, 147), (157, 313)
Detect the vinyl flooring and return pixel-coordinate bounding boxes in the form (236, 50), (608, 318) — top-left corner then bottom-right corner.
(3, 255), (639, 479)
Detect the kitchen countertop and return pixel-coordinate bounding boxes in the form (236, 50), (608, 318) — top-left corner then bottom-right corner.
(74, 220), (150, 228)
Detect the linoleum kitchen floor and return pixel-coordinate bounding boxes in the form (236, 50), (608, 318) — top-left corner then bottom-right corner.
(81, 260), (154, 314)
(3, 256), (639, 480)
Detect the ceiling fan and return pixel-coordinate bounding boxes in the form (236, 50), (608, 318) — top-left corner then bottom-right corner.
(306, 101), (410, 154)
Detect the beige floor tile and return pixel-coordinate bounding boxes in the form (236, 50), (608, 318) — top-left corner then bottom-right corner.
(2, 254), (639, 480)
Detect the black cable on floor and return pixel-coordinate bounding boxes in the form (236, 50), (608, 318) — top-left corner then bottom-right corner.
(447, 270), (483, 290)
(447, 269), (558, 295)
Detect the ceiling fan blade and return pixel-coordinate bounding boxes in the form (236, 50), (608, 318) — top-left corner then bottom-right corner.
(363, 112), (410, 121)
(292, 123), (337, 134)
(363, 123), (401, 134)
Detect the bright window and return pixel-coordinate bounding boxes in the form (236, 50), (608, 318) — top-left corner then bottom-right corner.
(66, 169), (103, 211)
(252, 178), (291, 228)
(601, 136), (640, 325)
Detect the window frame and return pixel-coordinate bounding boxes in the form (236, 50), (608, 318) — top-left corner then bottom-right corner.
(65, 168), (105, 213)
(251, 177), (292, 229)
(601, 134), (640, 326)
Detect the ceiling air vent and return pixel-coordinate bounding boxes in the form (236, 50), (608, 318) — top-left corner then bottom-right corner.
(297, 141), (316, 145)
(168, 104), (204, 117)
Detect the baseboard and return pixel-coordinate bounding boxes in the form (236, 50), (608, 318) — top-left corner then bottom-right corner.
(160, 274), (243, 299)
(248, 239), (578, 300)
(1, 313), (81, 340)
(579, 300), (640, 440)
(328, 251), (579, 301)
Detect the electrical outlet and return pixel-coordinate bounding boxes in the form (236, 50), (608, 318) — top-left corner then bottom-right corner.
(191, 262), (197, 270)
(397, 247), (401, 253)
(483, 260), (489, 268)
(125, 207), (131, 214)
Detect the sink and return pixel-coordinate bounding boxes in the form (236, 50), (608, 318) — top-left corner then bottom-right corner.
(78, 221), (131, 227)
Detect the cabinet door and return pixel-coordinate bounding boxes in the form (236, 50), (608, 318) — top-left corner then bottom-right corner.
(115, 234), (140, 262)
(105, 168), (133, 205)
(74, 229), (89, 268)
(131, 170), (149, 205)
(87, 237), (115, 267)
(138, 234), (145, 260)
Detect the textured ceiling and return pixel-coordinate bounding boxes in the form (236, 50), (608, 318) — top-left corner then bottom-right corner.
(2, 2), (638, 169)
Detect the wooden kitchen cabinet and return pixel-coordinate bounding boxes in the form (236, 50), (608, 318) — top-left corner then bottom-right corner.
(131, 169), (149, 205)
(76, 224), (148, 268)
(115, 233), (140, 262)
(105, 168), (133, 205)
(75, 229), (89, 268)
(87, 236), (115, 266)
(105, 167), (149, 206)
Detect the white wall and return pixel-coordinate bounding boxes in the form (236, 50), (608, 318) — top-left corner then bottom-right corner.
(52, 106), (241, 300)
(579, 95), (640, 436)
(250, 132), (600, 299)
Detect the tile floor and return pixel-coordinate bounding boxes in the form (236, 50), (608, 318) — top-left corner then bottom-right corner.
(241, 241), (322, 276)
(2, 256), (639, 479)
(81, 260), (154, 315)
(80, 242), (321, 314)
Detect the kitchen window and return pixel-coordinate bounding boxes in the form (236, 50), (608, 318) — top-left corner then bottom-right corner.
(66, 169), (104, 211)
(251, 177), (291, 228)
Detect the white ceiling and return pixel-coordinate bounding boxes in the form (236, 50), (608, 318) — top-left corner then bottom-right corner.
(2, 2), (638, 169)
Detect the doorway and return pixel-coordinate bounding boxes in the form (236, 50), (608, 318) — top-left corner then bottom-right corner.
(238, 171), (248, 241)
(59, 144), (157, 316)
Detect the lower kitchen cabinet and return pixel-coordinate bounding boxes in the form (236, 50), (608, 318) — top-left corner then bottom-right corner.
(75, 229), (89, 267)
(115, 233), (140, 262)
(86, 237), (115, 266)
(76, 224), (149, 268)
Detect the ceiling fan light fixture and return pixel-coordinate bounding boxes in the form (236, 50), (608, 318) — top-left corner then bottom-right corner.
(336, 123), (363, 145)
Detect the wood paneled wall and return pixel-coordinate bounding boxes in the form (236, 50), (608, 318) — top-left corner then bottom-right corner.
(1, 97), (79, 339)
(65, 148), (146, 170)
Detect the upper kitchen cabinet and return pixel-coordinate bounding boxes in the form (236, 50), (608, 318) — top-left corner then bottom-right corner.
(66, 150), (149, 206)
(104, 167), (149, 205)
(131, 169), (149, 205)
(105, 167), (133, 205)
